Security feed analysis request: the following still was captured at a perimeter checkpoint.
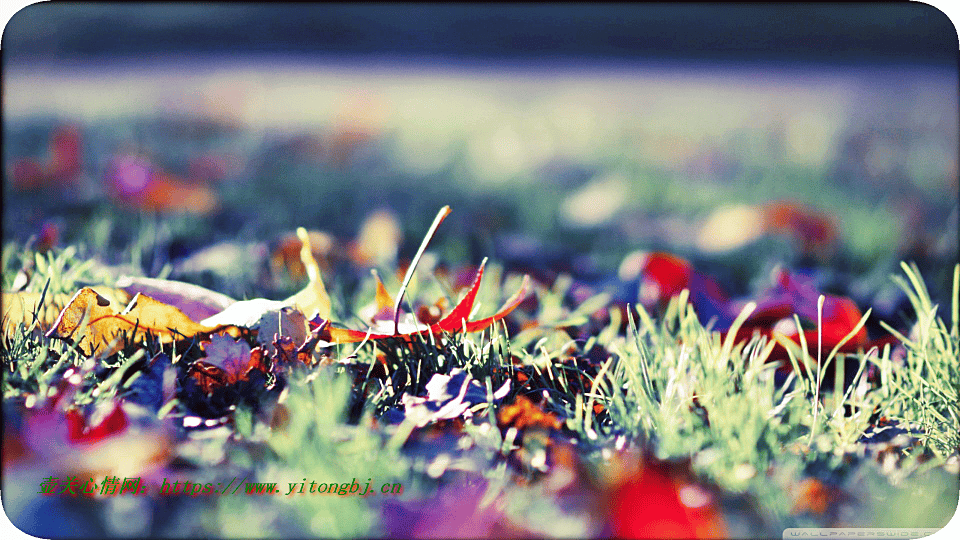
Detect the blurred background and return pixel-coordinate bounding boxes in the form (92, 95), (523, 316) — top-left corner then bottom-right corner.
(3, 3), (958, 302)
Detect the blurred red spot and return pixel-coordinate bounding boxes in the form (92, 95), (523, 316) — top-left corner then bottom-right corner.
(10, 125), (83, 192)
(36, 221), (61, 253)
(610, 457), (726, 539)
(762, 201), (837, 258)
(791, 477), (834, 515)
(105, 153), (218, 214)
(65, 401), (129, 445)
(635, 252), (693, 305)
(623, 251), (729, 324)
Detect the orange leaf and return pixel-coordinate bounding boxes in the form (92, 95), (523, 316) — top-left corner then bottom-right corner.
(325, 325), (380, 344)
(371, 269), (397, 321)
(498, 395), (561, 431)
(3, 287), (129, 339)
(47, 288), (218, 356)
(350, 208), (403, 267)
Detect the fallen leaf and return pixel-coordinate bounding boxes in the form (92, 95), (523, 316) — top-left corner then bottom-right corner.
(608, 454), (727, 539)
(619, 251), (730, 325)
(200, 298), (288, 328)
(66, 400), (129, 445)
(761, 200), (837, 259)
(284, 227), (331, 320)
(257, 307), (309, 353)
(791, 477), (835, 515)
(105, 153), (218, 214)
(193, 227), (326, 346)
(10, 125), (83, 192)
(115, 275), (236, 322)
(199, 299), (308, 353)
(695, 200), (837, 259)
(36, 220), (61, 253)
(619, 252), (885, 369)
(730, 268), (870, 362)
(201, 334), (255, 382)
(498, 395), (561, 431)
(371, 269), (397, 321)
(22, 396), (171, 480)
(188, 336), (276, 395)
(46, 288), (218, 356)
(269, 229), (336, 281)
(3, 287), (130, 339)
(3, 291), (68, 338)
(696, 204), (766, 253)
(318, 259), (531, 344)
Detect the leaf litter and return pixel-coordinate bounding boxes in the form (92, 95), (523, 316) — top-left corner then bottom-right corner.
(2, 204), (957, 539)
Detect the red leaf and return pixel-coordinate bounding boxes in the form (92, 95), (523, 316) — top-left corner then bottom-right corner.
(434, 259), (487, 331)
(733, 270), (870, 362)
(462, 274), (530, 332)
(320, 264), (530, 344)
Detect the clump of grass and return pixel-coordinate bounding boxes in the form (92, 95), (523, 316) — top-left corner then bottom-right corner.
(874, 262), (960, 458)
(570, 263), (959, 528)
(593, 295), (801, 492)
(2, 244), (104, 402)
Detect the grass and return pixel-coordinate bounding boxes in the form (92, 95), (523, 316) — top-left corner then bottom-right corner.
(3, 233), (956, 537)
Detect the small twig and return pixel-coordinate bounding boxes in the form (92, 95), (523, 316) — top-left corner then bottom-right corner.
(393, 206), (452, 334)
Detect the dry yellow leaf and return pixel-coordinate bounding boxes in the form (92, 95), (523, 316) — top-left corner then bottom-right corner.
(2, 287), (129, 339)
(46, 287), (217, 356)
(284, 227), (331, 320)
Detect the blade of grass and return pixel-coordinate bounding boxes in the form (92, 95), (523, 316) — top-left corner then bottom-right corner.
(584, 356), (614, 436)
(952, 264), (959, 338)
(811, 295), (825, 445)
(393, 206), (452, 334)
(720, 301), (756, 365)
